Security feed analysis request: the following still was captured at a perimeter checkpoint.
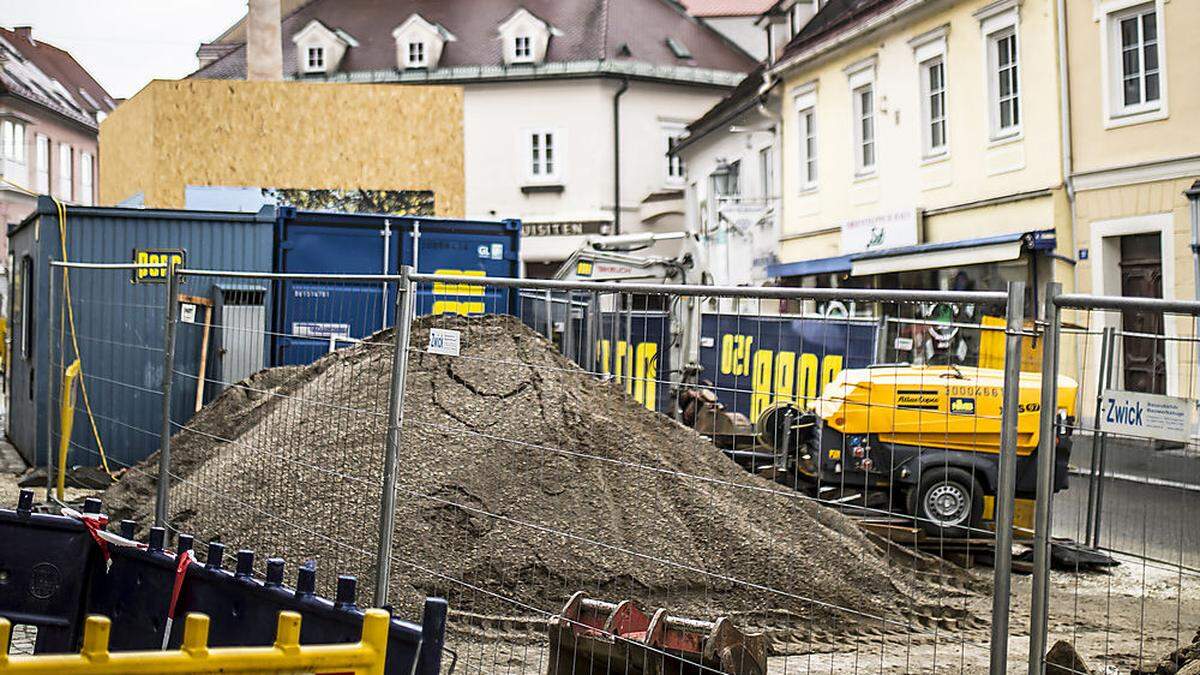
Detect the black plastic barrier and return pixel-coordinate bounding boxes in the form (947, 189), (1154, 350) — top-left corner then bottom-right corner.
(0, 491), (446, 675)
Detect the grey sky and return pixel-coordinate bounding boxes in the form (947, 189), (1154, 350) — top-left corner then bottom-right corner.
(0, 0), (247, 99)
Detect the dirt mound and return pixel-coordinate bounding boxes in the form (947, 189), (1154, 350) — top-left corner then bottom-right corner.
(104, 314), (973, 631)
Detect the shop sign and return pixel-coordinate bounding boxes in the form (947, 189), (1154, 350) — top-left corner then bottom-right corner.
(840, 210), (921, 254)
(1099, 389), (1197, 443)
(522, 221), (611, 237)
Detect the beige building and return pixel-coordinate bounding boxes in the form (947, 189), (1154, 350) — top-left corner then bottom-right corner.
(1065, 0), (1199, 399)
(770, 0), (1073, 303)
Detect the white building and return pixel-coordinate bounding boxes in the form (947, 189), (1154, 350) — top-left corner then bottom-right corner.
(194, 0), (757, 277)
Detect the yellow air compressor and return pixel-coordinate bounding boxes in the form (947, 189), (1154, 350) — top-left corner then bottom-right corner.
(756, 364), (1078, 537)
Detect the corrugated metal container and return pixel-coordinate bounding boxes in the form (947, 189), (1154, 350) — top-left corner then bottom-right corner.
(271, 208), (521, 365)
(6, 197), (275, 468)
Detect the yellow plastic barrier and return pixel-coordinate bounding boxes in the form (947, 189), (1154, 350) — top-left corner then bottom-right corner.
(0, 609), (389, 674)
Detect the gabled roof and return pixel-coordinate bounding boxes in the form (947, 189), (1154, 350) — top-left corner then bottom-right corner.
(777, 0), (901, 63)
(191, 0), (756, 82)
(671, 63), (772, 153)
(0, 26), (116, 129)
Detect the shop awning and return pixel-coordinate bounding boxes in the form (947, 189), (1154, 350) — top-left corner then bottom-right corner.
(849, 229), (1055, 277)
(766, 254), (854, 278)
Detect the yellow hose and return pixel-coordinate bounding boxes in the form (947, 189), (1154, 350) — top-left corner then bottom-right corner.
(52, 197), (116, 478)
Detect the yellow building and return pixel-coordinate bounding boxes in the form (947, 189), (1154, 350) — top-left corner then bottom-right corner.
(768, 0), (1074, 314)
(99, 79), (465, 217)
(1065, 0), (1199, 399)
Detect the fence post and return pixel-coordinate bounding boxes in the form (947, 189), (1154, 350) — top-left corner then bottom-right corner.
(374, 266), (416, 607)
(1090, 325), (1117, 549)
(1084, 325), (1116, 547)
(155, 261), (181, 528)
(988, 281), (1025, 675)
(1027, 282), (1062, 675)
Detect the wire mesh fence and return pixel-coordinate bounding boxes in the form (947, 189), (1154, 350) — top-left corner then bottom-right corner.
(42, 261), (1200, 674)
(47, 262), (170, 497)
(1030, 289), (1200, 675)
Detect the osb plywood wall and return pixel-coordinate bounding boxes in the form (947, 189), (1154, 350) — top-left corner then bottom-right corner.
(99, 79), (465, 216)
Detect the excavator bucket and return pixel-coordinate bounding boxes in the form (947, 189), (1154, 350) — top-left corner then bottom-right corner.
(546, 592), (766, 675)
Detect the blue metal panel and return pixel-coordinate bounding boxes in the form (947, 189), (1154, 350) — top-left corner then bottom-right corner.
(272, 209), (520, 366)
(697, 314), (876, 425)
(5, 198), (275, 469)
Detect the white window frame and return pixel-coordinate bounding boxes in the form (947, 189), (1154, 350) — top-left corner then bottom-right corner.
(80, 151), (94, 206)
(304, 45), (326, 73)
(35, 134), (49, 193)
(0, 120), (22, 162)
(58, 143), (72, 201)
(845, 58), (877, 177)
(910, 25), (950, 159)
(976, 1), (1021, 142)
(793, 82), (818, 191)
(513, 35), (533, 63)
(662, 122), (686, 186)
(1098, 0), (1168, 128)
(758, 145), (774, 200)
(406, 40), (427, 68)
(525, 129), (562, 183)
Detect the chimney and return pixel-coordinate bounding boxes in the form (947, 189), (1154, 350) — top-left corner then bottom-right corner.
(246, 0), (283, 81)
(14, 26), (33, 44)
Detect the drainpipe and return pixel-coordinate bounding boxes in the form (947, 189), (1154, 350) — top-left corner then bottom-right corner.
(1054, 0), (1077, 299)
(1186, 181), (1200, 349)
(612, 78), (629, 235)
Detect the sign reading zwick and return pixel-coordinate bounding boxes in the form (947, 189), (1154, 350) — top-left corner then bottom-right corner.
(1099, 389), (1197, 443)
(427, 328), (461, 357)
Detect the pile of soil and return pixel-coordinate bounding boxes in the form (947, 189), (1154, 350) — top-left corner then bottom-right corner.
(104, 315), (974, 632)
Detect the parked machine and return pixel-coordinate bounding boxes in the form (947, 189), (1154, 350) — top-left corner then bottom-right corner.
(755, 364), (1078, 536)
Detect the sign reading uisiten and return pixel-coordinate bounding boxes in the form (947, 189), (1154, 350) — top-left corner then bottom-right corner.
(840, 210), (921, 254)
(522, 221), (611, 237)
(1099, 389), (1198, 443)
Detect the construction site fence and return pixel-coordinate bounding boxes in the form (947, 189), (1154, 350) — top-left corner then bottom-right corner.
(1028, 286), (1200, 675)
(30, 260), (1199, 674)
(0, 489), (445, 674)
(0, 609), (391, 674)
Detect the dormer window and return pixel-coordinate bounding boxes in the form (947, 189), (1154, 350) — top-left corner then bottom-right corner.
(498, 8), (557, 66)
(291, 19), (358, 75)
(306, 46), (325, 71)
(392, 14), (455, 71)
(407, 41), (427, 68)
(514, 36), (532, 61)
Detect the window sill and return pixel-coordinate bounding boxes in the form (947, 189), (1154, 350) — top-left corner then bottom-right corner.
(521, 183), (564, 195)
(852, 170), (878, 183)
(987, 131), (1023, 148)
(921, 151), (950, 166)
(1104, 106), (1168, 129)
(798, 184), (819, 195)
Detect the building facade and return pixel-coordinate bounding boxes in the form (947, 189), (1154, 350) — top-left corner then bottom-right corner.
(0, 26), (115, 239)
(770, 0), (1073, 302)
(1065, 0), (1199, 399)
(190, 0), (757, 277)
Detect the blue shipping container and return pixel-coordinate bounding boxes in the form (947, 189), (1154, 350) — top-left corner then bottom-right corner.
(271, 208), (521, 365)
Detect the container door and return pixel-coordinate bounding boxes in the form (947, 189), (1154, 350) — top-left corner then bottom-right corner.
(273, 218), (400, 366)
(404, 225), (515, 316)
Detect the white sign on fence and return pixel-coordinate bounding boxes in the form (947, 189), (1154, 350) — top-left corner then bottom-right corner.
(180, 303), (197, 325)
(427, 328), (461, 357)
(1099, 389), (1197, 443)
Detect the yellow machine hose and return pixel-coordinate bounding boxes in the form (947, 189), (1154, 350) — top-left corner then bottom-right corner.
(52, 197), (116, 478)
